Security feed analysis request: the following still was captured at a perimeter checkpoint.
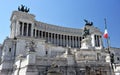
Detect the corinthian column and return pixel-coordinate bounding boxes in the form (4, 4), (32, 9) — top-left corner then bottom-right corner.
(22, 23), (24, 36)
(26, 23), (28, 36)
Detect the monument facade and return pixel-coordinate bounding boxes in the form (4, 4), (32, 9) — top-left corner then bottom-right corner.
(0, 6), (119, 75)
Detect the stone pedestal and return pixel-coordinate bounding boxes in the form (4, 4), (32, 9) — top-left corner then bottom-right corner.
(65, 48), (75, 65)
(27, 51), (36, 65)
(106, 54), (111, 63)
(81, 36), (93, 50)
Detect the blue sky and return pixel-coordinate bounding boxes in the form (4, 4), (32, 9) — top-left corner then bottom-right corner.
(0, 0), (120, 48)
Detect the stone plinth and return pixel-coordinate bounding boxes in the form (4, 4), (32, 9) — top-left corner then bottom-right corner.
(27, 51), (36, 65)
(81, 36), (93, 50)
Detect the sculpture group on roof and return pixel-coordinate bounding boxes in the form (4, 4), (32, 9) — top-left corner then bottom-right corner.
(84, 19), (93, 26)
(18, 4), (30, 13)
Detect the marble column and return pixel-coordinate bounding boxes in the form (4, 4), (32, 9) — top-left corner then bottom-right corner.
(72, 36), (74, 48)
(66, 35), (68, 47)
(51, 33), (54, 44)
(53, 34), (56, 45)
(31, 23), (33, 37)
(35, 29), (36, 37)
(69, 36), (71, 47)
(22, 23), (24, 36)
(39, 31), (41, 38)
(41, 31), (43, 38)
(50, 33), (52, 43)
(28, 23), (31, 36)
(26, 23), (28, 36)
(60, 35), (62, 46)
(101, 36), (103, 48)
(57, 34), (59, 46)
(75, 36), (77, 48)
(99, 35), (103, 48)
(47, 32), (49, 42)
(19, 22), (22, 35)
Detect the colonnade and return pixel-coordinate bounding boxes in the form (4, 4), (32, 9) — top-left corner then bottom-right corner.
(19, 21), (32, 36)
(33, 29), (82, 48)
(19, 21), (102, 48)
(94, 35), (102, 47)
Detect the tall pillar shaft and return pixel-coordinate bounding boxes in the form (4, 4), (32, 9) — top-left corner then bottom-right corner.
(57, 34), (59, 46)
(19, 22), (22, 36)
(69, 36), (71, 47)
(66, 36), (68, 46)
(51, 33), (52, 43)
(75, 36), (77, 48)
(53, 34), (56, 45)
(26, 23), (28, 36)
(41, 31), (43, 38)
(35, 29), (36, 37)
(99, 36), (103, 48)
(91, 34), (95, 47)
(22, 23), (24, 36)
(16, 21), (20, 36)
(72, 36), (74, 48)
(60, 35), (62, 46)
(31, 24), (33, 37)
